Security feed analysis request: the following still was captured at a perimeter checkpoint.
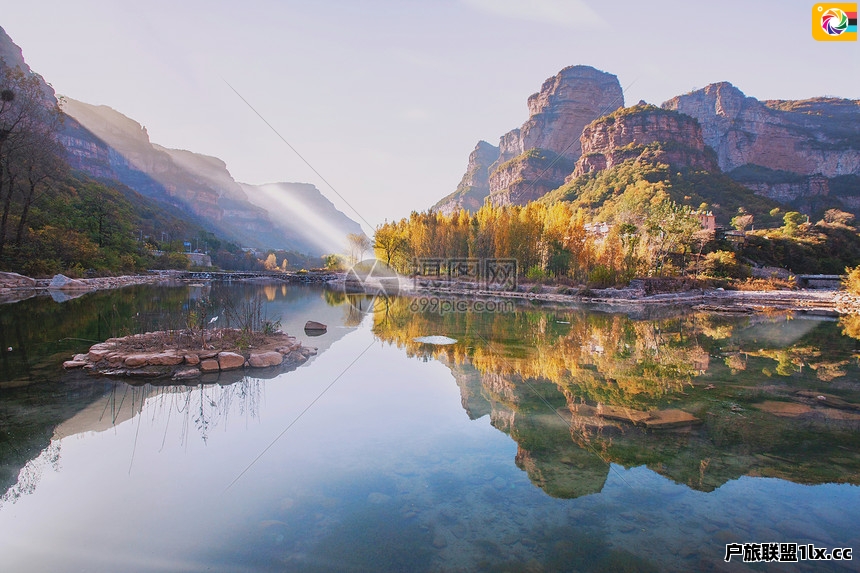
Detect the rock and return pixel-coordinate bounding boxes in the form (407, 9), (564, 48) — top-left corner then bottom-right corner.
(597, 405), (652, 424)
(200, 359), (220, 372)
(432, 534), (448, 549)
(124, 354), (150, 367)
(0, 271), (36, 288)
(148, 352), (184, 366)
(304, 320), (327, 333)
(87, 344), (115, 361)
(217, 351), (245, 371)
(248, 351), (283, 368)
(642, 409), (702, 429)
(63, 360), (87, 369)
(367, 492), (391, 504)
(48, 274), (90, 290)
(173, 367), (201, 380)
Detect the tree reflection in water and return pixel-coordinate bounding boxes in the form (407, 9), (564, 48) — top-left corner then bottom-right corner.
(373, 298), (860, 497)
(0, 376), (264, 507)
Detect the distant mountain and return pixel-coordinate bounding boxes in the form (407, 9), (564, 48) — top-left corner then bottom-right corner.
(436, 66), (859, 221)
(241, 182), (364, 256)
(61, 98), (363, 255)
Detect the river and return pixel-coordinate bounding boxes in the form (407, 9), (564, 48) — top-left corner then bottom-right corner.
(0, 283), (858, 572)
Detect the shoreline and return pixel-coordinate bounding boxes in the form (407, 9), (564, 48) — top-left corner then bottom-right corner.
(3, 269), (858, 315)
(403, 283), (860, 316)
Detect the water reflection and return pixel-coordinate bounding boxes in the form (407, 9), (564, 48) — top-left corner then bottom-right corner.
(372, 298), (860, 495)
(1, 288), (859, 572)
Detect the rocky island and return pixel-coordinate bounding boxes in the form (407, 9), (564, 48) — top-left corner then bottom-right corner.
(63, 327), (317, 382)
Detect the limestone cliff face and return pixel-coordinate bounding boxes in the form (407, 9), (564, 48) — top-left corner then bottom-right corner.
(435, 65), (624, 211)
(520, 65), (625, 161)
(486, 66), (624, 207)
(433, 141), (499, 215)
(487, 149), (576, 207)
(662, 82), (860, 177)
(573, 105), (718, 177)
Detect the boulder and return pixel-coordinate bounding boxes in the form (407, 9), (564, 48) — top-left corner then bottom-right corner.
(148, 352), (184, 366)
(200, 359), (220, 372)
(48, 274), (90, 290)
(217, 351), (245, 371)
(124, 354), (150, 367)
(249, 351), (283, 368)
(0, 271), (36, 288)
(173, 367), (201, 380)
(304, 321), (327, 334)
(184, 354), (200, 365)
(63, 360), (88, 369)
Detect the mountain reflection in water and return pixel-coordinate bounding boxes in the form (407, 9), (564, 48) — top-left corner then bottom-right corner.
(371, 297), (860, 496)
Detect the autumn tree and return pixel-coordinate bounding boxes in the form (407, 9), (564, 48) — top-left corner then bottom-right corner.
(373, 222), (408, 269)
(0, 64), (64, 259)
(346, 232), (371, 263)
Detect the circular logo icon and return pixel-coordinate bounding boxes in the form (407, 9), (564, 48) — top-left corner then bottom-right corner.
(342, 259), (402, 315)
(821, 8), (849, 35)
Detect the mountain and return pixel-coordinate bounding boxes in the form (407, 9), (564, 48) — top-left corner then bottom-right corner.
(433, 141), (498, 215)
(572, 104), (718, 176)
(437, 66), (859, 221)
(61, 98), (362, 254)
(240, 182), (364, 256)
(663, 82), (860, 216)
(435, 65), (624, 212)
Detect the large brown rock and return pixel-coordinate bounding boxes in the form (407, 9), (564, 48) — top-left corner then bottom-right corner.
(248, 351), (284, 368)
(148, 352), (184, 366)
(124, 354), (150, 367)
(200, 359), (220, 372)
(217, 352), (245, 371)
(0, 272), (36, 288)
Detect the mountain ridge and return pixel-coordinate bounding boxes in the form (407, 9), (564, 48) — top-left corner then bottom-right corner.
(435, 67), (859, 220)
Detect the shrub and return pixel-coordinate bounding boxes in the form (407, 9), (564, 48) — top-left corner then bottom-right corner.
(843, 266), (860, 295)
(525, 265), (548, 281)
(702, 250), (750, 279)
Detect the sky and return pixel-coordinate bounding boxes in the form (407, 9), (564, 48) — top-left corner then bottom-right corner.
(2, 0), (858, 233)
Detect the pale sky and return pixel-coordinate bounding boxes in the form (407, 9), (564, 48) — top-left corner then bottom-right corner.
(2, 0), (858, 232)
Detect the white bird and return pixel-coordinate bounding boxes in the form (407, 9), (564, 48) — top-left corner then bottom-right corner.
(209, 316), (219, 325)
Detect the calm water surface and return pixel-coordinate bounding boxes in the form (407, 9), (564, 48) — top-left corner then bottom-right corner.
(0, 284), (859, 572)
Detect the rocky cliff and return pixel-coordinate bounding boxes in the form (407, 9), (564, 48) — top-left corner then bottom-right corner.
(662, 83), (860, 205)
(487, 66), (624, 207)
(435, 65), (624, 212)
(573, 104), (718, 176)
(433, 141), (499, 215)
(487, 149), (576, 206)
